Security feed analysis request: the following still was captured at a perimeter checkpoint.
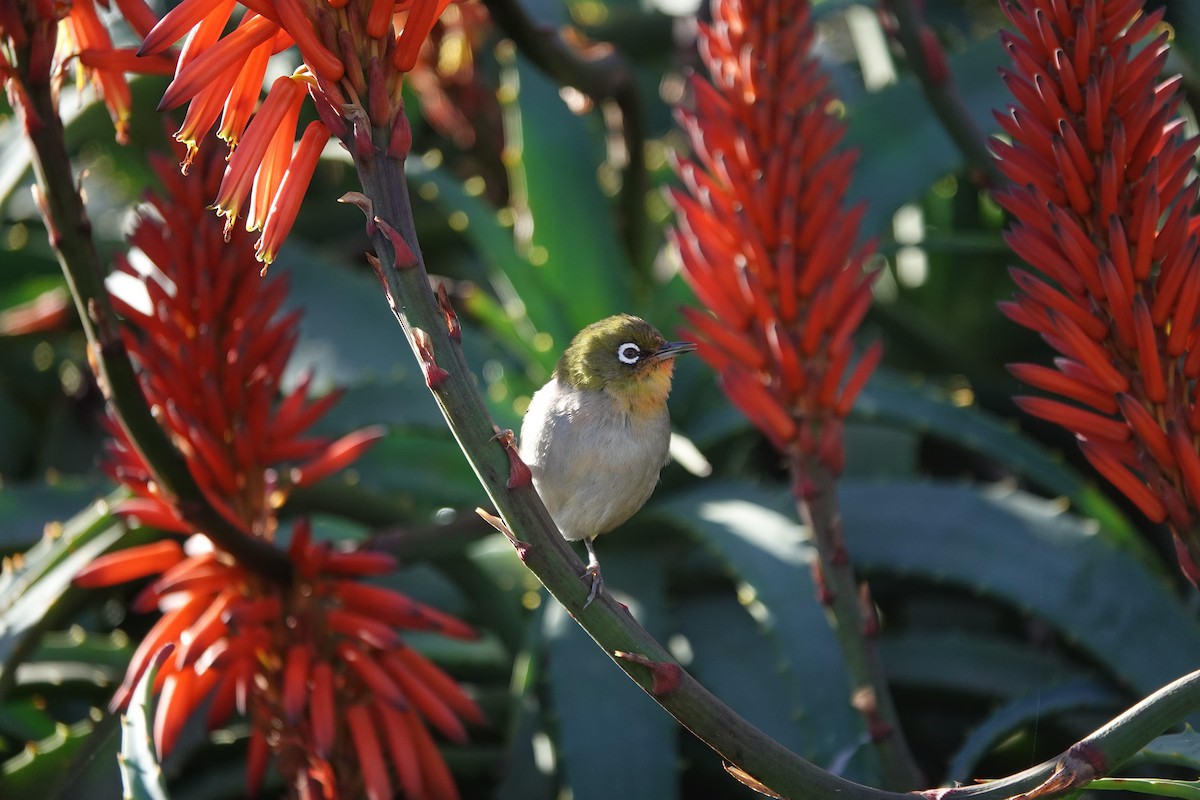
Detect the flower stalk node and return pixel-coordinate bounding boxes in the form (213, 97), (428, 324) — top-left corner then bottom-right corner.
(614, 651), (683, 696)
(859, 584), (880, 639)
(436, 282), (462, 342)
(475, 507), (530, 560)
(1014, 742), (1105, 799)
(345, 104), (378, 160)
(412, 327), (450, 388)
(810, 560), (834, 606)
(375, 216), (418, 270)
(389, 102), (414, 160)
(493, 427), (532, 489)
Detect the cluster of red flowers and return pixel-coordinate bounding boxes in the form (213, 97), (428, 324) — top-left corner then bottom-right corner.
(74, 150), (479, 798)
(1, 0), (173, 141)
(670, 0), (880, 478)
(995, 0), (1200, 580)
(136, 0), (458, 263)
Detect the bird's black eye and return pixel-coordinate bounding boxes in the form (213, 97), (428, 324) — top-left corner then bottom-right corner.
(617, 342), (642, 364)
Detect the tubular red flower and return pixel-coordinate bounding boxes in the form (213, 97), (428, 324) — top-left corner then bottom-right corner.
(670, 0), (880, 473)
(76, 148), (474, 798)
(997, 0), (1200, 580)
(137, 0), (461, 256)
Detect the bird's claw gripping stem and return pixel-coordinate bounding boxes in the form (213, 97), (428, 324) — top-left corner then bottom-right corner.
(583, 538), (603, 608)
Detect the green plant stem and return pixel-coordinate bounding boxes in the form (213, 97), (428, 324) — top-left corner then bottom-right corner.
(880, 0), (1003, 187)
(928, 667), (1200, 799)
(481, 0), (650, 270)
(793, 455), (925, 790)
(17, 58), (292, 583)
(352, 103), (1200, 800)
(348, 114), (909, 800)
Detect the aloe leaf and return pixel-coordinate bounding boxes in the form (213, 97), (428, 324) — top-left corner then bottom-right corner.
(854, 372), (1146, 562)
(118, 644), (172, 800)
(1124, 727), (1200, 771)
(499, 54), (632, 337)
(879, 630), (1094, 698)
(646, 481), (872, 775)
(1086, 777), (1200, 798)
(0, 719), (96, 795)
(0, 493), (129, 699)
(543, 548), (678, 800)
(945, 678), (1124, 781)
(842, 481), (1200, 696)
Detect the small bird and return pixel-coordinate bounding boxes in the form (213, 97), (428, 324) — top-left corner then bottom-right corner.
(520, 314), (694, 607)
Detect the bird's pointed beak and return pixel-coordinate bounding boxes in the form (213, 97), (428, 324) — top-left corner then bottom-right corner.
(653, 341), (697, 361)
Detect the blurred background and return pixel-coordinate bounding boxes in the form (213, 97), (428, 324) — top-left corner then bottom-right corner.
(3, 0), (1200, 797)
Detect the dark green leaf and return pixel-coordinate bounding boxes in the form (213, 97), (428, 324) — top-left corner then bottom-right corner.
(843, 481), (1200, 696)
(118, 644), (172, 800)
(345, 431), (482, 511)
(404, 159), (556, 378)
(0, 719), (96, 795)
(0, 480), (108, 553)
(543, 548), (678, 800)
(501, 55), (633, 338)
(846, 35), (1009, 240)
(946, 678), (1124, 781)
(880, 630), (1095, 699)
(1126, 727), (1200, 772)
(853, 371), (1147, 562)
(648, 482), (874, 776)
(1084, 777), (1200, 798)
(0, 493), (128, 699)
(0, 698), (57, 743)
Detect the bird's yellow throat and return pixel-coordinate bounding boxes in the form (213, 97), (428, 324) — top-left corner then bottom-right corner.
(606, 359), (677, 416)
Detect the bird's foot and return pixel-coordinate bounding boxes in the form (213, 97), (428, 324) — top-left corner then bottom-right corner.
(582, 539), (603, 608)
(583, 562), (603, 608)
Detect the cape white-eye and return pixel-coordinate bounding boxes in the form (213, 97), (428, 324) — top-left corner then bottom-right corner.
(519, 314), (694, 606)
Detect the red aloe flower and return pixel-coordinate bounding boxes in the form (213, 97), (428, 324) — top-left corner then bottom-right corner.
(670, 0), (881, 479)
(668, 4), (925, 782)
(1, 0), (173, 141)
(135, 0), (461, 263)
(75, 150), (481, 797)
(994, 1), (1200, 581)
(78, 523), (481, 799)
(102, 150), (381, 536)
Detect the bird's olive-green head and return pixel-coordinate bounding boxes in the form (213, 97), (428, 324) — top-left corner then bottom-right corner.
(556, 315), (695, 408)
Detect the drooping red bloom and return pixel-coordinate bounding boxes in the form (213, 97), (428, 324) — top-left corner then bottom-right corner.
(1, 0), (173, 142)
(135, 0), (461, 263)
(995, 1), (1200, 580)
(78, 523), (480, 799)
(77, 149), (480, 798)
(670, 0), (881, 477)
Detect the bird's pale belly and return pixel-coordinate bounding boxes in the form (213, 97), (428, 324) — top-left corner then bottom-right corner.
(519, 378), (671, 542)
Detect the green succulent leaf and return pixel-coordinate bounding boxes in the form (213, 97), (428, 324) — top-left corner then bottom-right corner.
(499, 54), (633, 338)
(542, 548), (678, 800)
(879, 630), (1096, 699)
(1085, 777), (1200, 798)
(946, 678), (1125, 782)
(842, 481), (1200, 696)
(1125, 727), (1200, 771)
(0, 719), (96, 796)
(118, 644), (172, 800)
(853, 371), (1146, 561)
(0, 492), (129, 699)
(646, 481), (873, 777)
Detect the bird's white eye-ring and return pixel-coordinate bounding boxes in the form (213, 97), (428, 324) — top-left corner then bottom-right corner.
(617, 342), (642, 364)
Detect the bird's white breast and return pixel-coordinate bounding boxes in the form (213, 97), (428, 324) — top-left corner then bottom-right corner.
(519, 376), (671, 541)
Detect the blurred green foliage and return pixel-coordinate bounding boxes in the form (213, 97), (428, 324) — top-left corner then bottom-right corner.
(3, 1), (1200, 798)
